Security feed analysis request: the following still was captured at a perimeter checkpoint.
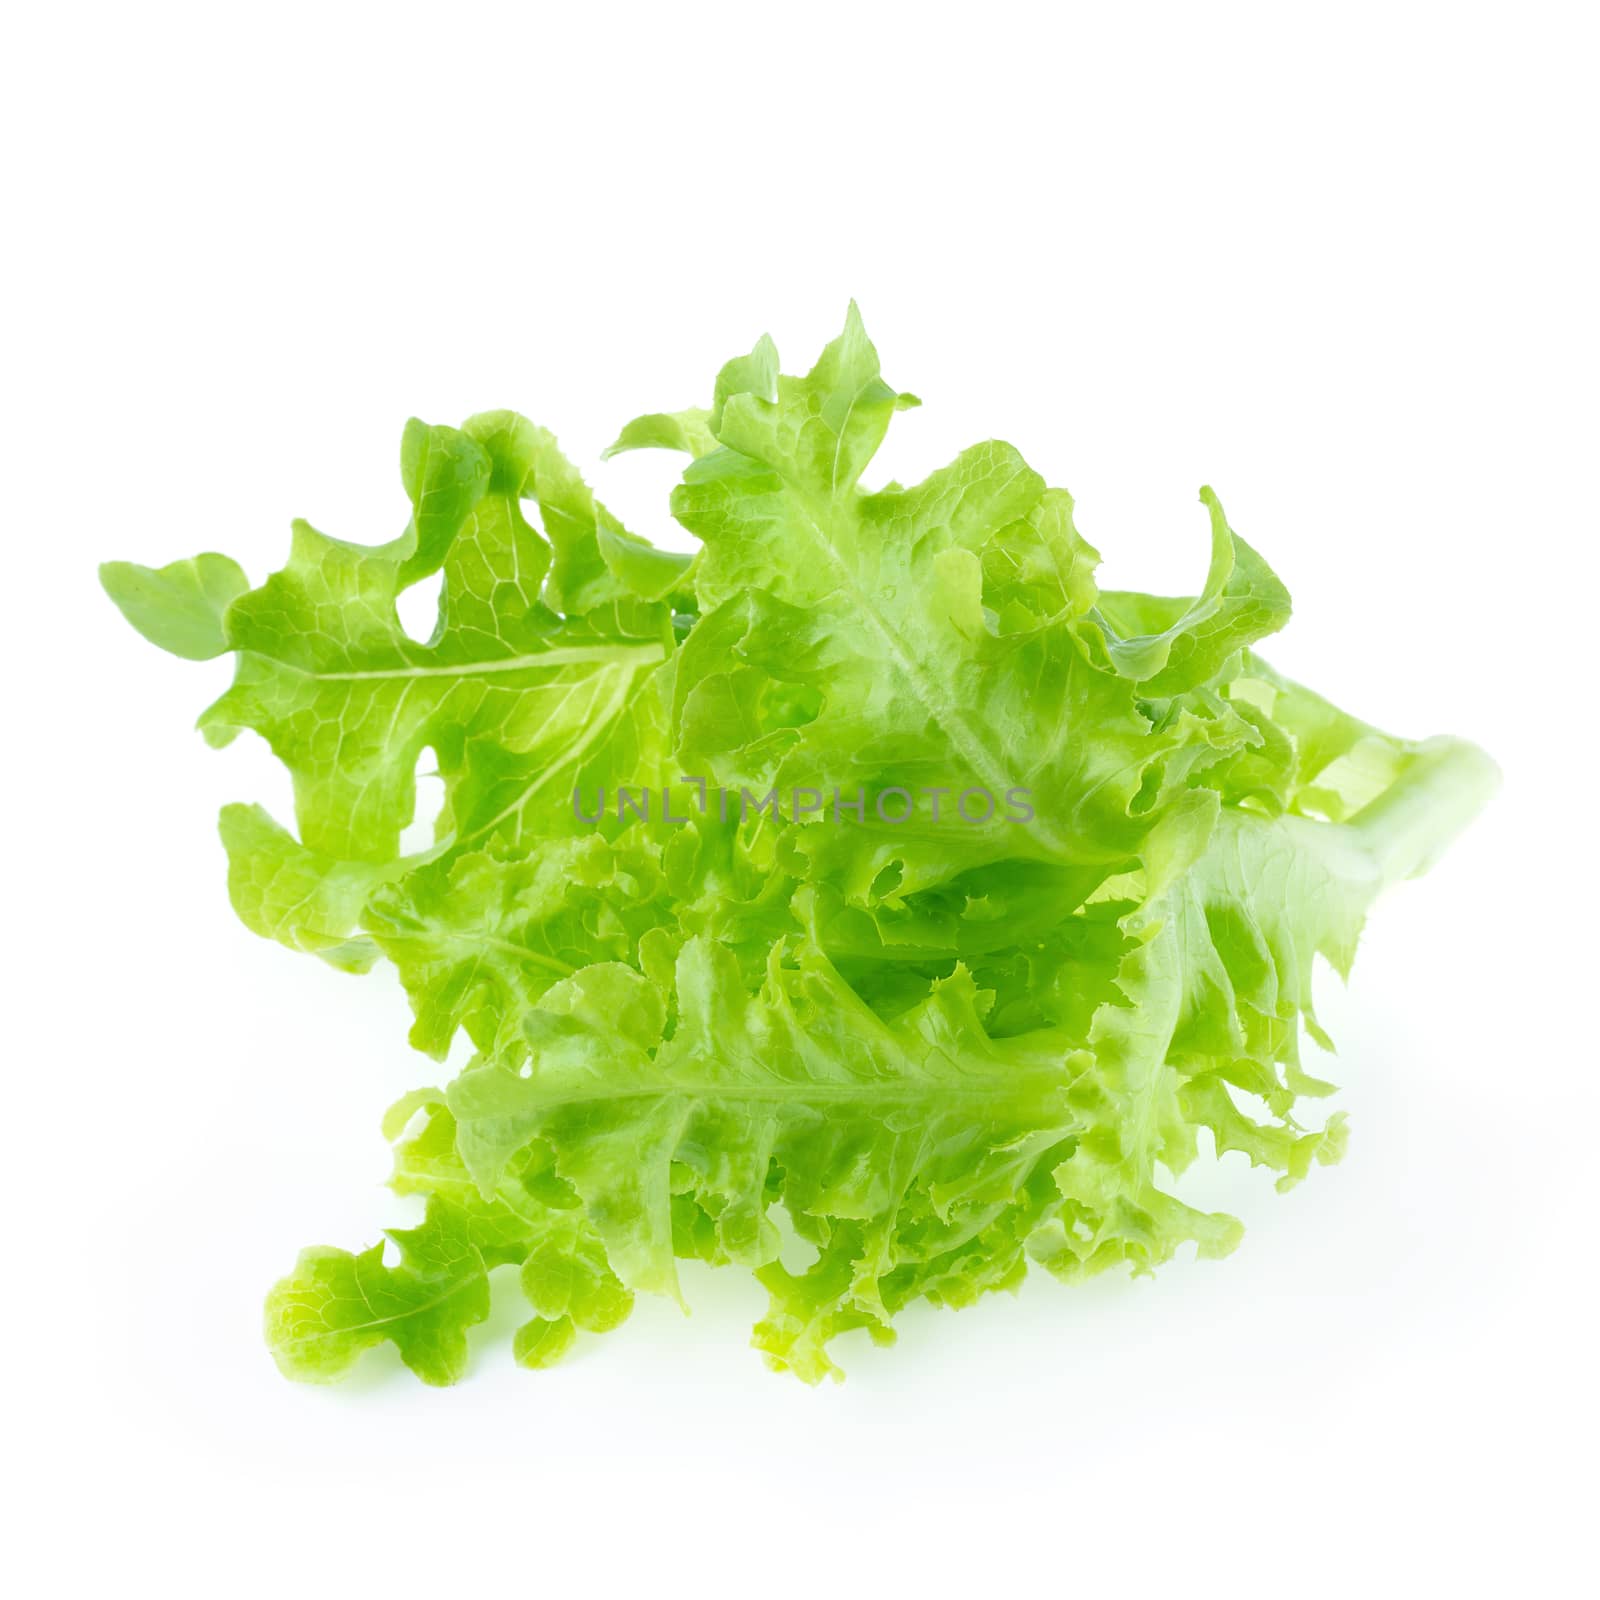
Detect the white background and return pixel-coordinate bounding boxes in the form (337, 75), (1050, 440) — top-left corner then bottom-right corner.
(6, 4), (1595, 1594)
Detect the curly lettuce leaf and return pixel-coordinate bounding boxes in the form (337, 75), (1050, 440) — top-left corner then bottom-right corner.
(643, 309), (1287, 905)
(265, 1199), (492, 1386)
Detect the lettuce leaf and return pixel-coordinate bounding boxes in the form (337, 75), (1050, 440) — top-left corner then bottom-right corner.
(104, 307), (1496, 1385)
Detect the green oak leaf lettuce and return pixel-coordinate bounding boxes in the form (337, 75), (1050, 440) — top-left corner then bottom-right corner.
(103, 307), (1496, 1386)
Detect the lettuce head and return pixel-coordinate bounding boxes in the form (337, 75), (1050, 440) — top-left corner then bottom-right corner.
(102, 307), (1496, 1385)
